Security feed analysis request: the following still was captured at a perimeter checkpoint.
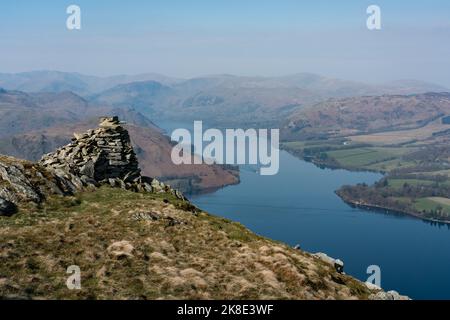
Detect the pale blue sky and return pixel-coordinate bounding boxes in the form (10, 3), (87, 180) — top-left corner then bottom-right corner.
(1, 1), (449, 86)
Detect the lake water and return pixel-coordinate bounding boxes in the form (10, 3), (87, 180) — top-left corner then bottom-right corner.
(158, 120), (450, 300)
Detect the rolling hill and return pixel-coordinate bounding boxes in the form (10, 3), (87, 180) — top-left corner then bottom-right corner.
(282, 92), (450, 141)
(0, 71), (181, 96)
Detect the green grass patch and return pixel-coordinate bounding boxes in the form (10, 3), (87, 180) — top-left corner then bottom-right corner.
(327, 147), (411, 168)
(387, 178), (436, 189)
(367, 159), (417, 172)
(414, 198), (450, 216)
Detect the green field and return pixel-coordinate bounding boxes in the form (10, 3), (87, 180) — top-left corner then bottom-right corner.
(326, 147), (414, 169)
(366, 159), (417, 172)
(414, 198), (450, 217)
(282, 140), (351, 153)
(387, 178), (436, 188)
(388, 178), (450, 188)
(283, 137), (450, 222)
(282, 141), (306, 149)
(282, 140), (419, 172)
(415, 169), (450, 177)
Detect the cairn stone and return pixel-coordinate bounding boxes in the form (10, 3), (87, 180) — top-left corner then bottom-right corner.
(39, 116), (185, 200)
(40, 117), (141, 184)
(0, 117), (186, 218)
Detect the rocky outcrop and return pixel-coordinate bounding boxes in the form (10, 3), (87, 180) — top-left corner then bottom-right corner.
(313, 252), (345, 274)
(39, 116), (184, 199)
(312, 251), (411, 300)
(0, 155), (85, 215)
(369, 290), (410, 300)
(40, 116), (141, 185)
(0, 197), (17, 217)
(0, 117), (186, 216)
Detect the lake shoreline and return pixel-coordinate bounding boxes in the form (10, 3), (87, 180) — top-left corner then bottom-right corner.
(281, 145), (450, 225)
(336, 190), (450, 226)
(280, 144), (388, 175)
(190, 146), (450, 299)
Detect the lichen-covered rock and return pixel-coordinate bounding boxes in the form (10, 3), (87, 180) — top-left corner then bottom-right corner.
(0, 155), (80, 208)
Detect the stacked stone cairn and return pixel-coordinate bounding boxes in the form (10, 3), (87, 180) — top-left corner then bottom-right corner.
(39, 116), (184, 200)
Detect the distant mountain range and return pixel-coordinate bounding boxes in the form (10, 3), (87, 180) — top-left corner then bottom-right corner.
(1, 71), (448, 128)
(0, 71), (182, 97)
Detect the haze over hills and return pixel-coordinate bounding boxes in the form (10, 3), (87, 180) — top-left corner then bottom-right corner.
(1, 70), (448, 128)
(2, 70), (446, 96)
(90, 73), (449, 128)
(90, 80), (176, 115)
(0, 71), (182, 97)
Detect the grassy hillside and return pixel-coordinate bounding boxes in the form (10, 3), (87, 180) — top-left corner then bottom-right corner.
(0, 186), (374, 300)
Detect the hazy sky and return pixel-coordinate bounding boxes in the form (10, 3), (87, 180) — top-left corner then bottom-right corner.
(1, 0), (450, 86)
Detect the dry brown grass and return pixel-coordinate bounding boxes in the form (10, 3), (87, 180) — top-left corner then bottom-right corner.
(350, 118), (450, 145)
(0, 186), (373, 300)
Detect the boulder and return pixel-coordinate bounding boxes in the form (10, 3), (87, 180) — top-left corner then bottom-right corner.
(369, 290), (410, 300)
(334, 259), (344, 274)
(0, 197), (18, 217)
(107, 240), (134, 259)
(365, 282), (382, 291)
(79, 160), (95, 178)
(0, 156), (83, 208)
(313, 252), (345, 274)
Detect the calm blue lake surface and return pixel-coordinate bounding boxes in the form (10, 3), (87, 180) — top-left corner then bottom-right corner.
(158, 120), (450, 300)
